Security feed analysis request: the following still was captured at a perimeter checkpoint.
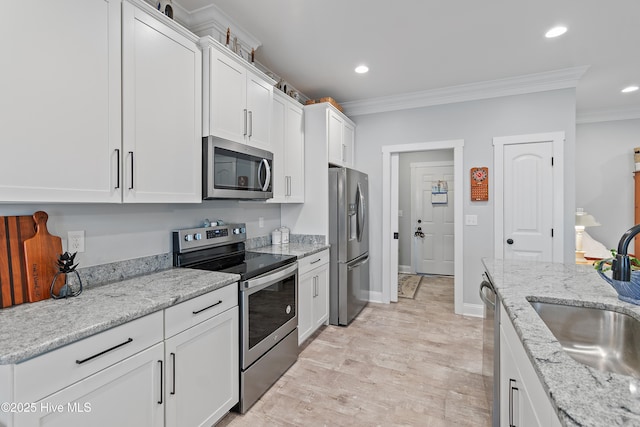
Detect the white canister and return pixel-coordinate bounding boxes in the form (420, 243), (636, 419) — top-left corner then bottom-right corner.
(281, 226), (290, 244)
(271, 229), (282, 245)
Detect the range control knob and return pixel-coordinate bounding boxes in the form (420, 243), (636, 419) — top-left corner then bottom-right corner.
(194, 233), (202, 240)
(233, 228), (240, 235)
(241, 227), (246, 234)
(184, 234), (193, 242)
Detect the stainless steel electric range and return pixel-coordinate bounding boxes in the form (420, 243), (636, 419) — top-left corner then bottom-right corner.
(173, 223), (298, 414)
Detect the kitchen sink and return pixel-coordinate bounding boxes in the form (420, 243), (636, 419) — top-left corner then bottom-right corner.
(530, 301), (640, 377)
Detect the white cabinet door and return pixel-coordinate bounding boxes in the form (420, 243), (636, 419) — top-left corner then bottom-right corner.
(285, 101), (305, 202)
(0, 0), (121, 203)
(165, 307), (239, 427)
(269, 92), (304, 203)
(207, 48), (247, 143)
(313, 263), (330, 328)
(16, 343), (164, 427)
(298, 271), (315, 345)
(500, 304), (561, 427)
(122, 1), (202, 203)
(327, 109), (344, 165)
(343, 122), (355, 167)
(246, 70), (273, 150)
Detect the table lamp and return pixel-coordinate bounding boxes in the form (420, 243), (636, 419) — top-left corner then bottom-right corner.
(575, 208), (600, 263)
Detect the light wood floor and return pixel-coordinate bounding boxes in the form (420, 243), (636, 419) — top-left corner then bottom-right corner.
(218, 275), (491, 426)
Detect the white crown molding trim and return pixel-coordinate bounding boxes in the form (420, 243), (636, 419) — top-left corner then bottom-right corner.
(342, 66), (590, 117)
(174, 2), (261, 51)
(577, 106), (640, 124)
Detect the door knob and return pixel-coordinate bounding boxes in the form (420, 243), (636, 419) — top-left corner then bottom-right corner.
(506, 238), (514, 245)
(418, 219), (422, 223)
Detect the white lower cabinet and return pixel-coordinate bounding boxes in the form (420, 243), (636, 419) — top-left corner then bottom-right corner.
(2, 285), (239, 427)
(500, 304), (561, 427)
(164, 306), (239, 427)
(17, 343), (164, 427)
(298, 250), (330, 345)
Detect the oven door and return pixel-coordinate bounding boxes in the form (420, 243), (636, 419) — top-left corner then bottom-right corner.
(240, 262), (298, 369)
(203, 136), (273, 200)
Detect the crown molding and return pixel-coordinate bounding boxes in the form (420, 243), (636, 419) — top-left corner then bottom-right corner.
(173, 2), (261, 51)
(577, 106), (640, 124)
(342, 66), (590, 117)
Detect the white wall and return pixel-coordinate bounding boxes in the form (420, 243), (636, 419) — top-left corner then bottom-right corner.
(398, 150), (453, 268)
(353, 89), (576, 308)
(0, 202), (280, 267)
(576, 118), (640, 252)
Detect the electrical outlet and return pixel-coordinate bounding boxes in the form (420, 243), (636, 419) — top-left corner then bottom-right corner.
(68, 230), (85, 253)
(259, 217), (264, 228)
(465, 215), (478, 226)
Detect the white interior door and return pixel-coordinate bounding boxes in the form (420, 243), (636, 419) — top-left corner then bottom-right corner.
(411, 163), (455, 275)
(502, 142), (554, 261)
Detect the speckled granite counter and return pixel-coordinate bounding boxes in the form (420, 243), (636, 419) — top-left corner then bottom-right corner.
(249, 242), (330, 258)
(0, 268), (239, 365)
(482, 258), (640, 427)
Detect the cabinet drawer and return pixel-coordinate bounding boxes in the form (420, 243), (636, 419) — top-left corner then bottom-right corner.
(164, 284), (238, 338)
(298, 250), (330, 275)
(15, 311), (163, 403)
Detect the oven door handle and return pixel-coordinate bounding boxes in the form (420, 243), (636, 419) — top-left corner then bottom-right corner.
(241, 262), (298, 291)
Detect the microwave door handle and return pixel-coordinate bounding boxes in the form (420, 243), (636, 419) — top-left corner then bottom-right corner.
(259, 159), (271, 192)
(258, 159), (264, 189)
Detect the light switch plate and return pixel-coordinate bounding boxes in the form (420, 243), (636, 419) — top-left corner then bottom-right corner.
(465, 215), (478, 226)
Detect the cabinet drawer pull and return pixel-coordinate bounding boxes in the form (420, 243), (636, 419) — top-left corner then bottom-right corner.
(158, 360), (163, 404)
(171, 352), (176, 395)
(192, 300), (223, 315)
(310, 258), (322, 265)
(114, 148), (120, 189)
(75, 337), (133, 364)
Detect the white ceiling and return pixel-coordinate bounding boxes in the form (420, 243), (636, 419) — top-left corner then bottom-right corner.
(175, 0), (640, 119)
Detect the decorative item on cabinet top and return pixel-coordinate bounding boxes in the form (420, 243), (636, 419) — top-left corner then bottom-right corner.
(156, 0), (173, 19)
(305, 97), (344, 112)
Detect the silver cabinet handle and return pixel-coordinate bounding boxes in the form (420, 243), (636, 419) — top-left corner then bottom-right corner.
(248, 110), (253, 137)
(243, 109), (248, 136)
(170, 352), (176, 395)
(192, 300), (222, 315)
(509, 378), (518, 427)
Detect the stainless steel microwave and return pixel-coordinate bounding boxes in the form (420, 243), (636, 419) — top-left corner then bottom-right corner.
(203, 136), (273, 200)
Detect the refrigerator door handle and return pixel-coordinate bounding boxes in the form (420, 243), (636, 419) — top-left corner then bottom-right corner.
(356, 183), (366, 242)
(347, 254), (369, 271)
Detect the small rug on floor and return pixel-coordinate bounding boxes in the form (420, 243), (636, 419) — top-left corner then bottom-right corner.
(398, 274), (422, 299)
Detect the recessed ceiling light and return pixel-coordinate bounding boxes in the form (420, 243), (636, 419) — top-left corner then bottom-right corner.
(355, 65), (369, 74)
(545, 26), (567, 38)
(622, 85), (639, 93)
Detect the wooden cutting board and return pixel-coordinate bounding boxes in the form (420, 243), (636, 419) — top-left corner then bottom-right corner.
(0, 215), (36, 307)
(23, 211), (63, 303)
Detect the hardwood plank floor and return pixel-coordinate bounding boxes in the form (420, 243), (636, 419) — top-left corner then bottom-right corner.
(218, 275), (491, 426)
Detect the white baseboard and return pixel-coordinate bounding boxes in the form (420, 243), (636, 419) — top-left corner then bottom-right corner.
(368, 290), (383, 303)
(463, 303), (485, 318)
(398, 265), (412, 274)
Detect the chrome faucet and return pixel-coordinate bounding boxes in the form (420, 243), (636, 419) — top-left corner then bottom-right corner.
(612, 224), (640, 281)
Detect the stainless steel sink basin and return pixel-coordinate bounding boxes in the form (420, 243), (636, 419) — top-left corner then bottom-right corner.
(530, 301), (640, 377)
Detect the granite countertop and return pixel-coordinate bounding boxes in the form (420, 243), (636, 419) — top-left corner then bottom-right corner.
(0, 268), (239, 365)
(482, 258), (640, 427)
(249, 242), (330, 258)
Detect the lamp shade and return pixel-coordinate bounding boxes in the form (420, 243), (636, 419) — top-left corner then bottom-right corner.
(575, 209), (600, 228)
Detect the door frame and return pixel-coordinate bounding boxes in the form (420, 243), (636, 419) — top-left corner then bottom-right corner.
(410, 161), (455, 274)
(493, 132), (565, 262)
(382, 140), (464, 315)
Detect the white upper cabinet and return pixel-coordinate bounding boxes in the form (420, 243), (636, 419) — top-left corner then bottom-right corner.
(122, 1), (202, 203)
(0, 0), (202, 204)
(0, 0), (122, 203)
(326, 105), (356, 167)
(268, 91), (304, 203)
(201, 38), (275, 151)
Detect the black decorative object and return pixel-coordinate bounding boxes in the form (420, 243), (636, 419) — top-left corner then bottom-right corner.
(51, 252), (83, 299)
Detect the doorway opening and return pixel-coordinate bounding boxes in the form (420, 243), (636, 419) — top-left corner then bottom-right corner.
(382, 140), (464, 314)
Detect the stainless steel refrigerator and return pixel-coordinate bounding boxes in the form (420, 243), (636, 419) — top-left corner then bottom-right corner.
(329, 166), (369, 326)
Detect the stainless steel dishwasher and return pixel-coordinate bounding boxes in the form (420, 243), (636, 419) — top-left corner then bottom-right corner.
(479, 272), (499, 427)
